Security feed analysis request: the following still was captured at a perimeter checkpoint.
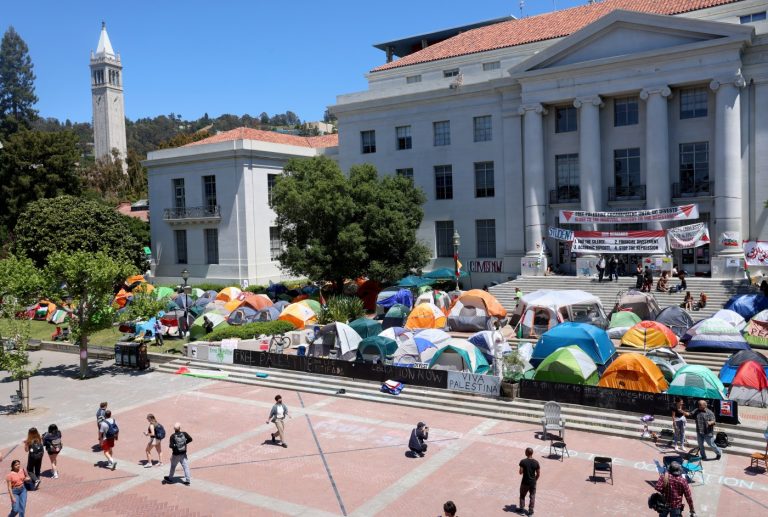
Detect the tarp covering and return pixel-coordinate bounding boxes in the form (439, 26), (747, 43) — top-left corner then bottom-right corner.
(376, 289), (413, 312)
(532, 322), (616, 367)
(423, 267), (469, 280)
(397, 275), (433, 288)
(745, 310), (768, 348)
(685, 319), (750, 353)
(724, 294), (768, 321)
(654, 306), (695, 338)
(621, 321), (679, 349)
(533, 345), (599, 385)
(668, 364), (726, 400)
(598, 353), (668, 393)
(718, 349), (768, 385)
(728, 360), (768, 407)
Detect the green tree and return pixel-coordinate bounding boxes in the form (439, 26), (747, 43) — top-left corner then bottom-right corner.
(118, 290), (166, 323)
(12, 195), (148, 270)
(271, 157), (430, 290)
(0, 26), (38, 135)
(45, 251), (135, 378)
(0, 254), (45, 302)
(0, 129), (81, 231)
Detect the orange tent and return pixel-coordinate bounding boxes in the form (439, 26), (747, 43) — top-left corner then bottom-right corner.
(454, 290), (507, 318)
(405, 303), (447, 330)
(242, 294), (273, 311)
(278, 303), (317, 330)
(598, 353), (669, 392)
(216, 287), (242, 303)
(621, 320), (679, 349)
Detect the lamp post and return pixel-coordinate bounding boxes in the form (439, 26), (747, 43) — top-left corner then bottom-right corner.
(453, 230), (461, 292)
(181, 269), (189, 338)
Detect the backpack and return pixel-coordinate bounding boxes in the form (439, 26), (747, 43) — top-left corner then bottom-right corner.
(29, 441), (45, 459)
(172, 432), (187, 454)
(153, 423), (166, 440)
(105, 419), (119, 439)
(714, 431), (729, 448)
(45, 433), (62, 454)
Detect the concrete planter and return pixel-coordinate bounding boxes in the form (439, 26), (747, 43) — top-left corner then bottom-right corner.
(500, 381), (520, 400)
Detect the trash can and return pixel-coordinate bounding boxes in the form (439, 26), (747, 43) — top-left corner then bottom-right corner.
(114, 343), (150, 370)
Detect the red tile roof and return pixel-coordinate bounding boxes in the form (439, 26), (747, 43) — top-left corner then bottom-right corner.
(185, 127), (338, 148)
(371, 0), (743, 72)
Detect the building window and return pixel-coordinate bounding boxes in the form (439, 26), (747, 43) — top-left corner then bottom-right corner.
(474, 161), (495, 198)
(614, 96), (639, 127)
(483, 61), (501, 71)
(205, 228), (219, 265)
(476, 219), (496, 258)
(396, 168), (414, 180)
(679, 142), (709, 195)
(443, 68), (459, 78)
(434, 165), (453, 200)
(406, 75), (422, 84)
(172, 178), (185, 209)
(740, 11), (766, 23)
(555, 106), (577, 133)
(614, 148), (641, 195)
(435, 221), (454, 257)
(267, 174), (278, 206)
(202, 175), (217, 209)
(269, 227), (281, 260)
(361, 130), (376, 154)
(174, 230), (187, 264)
(433, 121), (450, 146)
(473, 115), (492, 142)
(555, 154), (580, 201)
(396, 125), (412, 150)
(680, 88), (708, 119)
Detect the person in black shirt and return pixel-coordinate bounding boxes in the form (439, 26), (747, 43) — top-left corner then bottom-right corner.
(518, 447), (540, 516)
(163, 423), (193, 485)
(408, 422), (428, 457)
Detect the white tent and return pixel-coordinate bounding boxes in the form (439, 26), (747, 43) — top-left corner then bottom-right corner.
(711, 309), (747, 331)
(309, 322), (362, 360)
(514, 290), (607, 338)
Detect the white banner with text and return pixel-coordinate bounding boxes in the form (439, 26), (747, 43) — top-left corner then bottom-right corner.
(560, 204), (699, 224)
(571, 231), (667, 254)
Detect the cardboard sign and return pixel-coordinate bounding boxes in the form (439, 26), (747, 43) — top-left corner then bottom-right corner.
(560, 204), (699, 224)
(447, 371), (501, 397)
(572, 231), (667, 254)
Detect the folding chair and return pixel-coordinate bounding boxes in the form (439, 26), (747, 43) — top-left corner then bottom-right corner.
(682, 454), (704, 483)
(549, 440), (569, 461)
(592, 457), (613, 484)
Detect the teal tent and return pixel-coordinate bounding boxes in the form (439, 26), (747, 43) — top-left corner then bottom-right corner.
(428, 340), (490, 374)
(356, 336), (398, 363)
(397, 275), (434, 288)
(383, 304), (410, 330)
(423, 268), (469, 280)
(668, 364), (726, 399)
(349, 318), (382, 339)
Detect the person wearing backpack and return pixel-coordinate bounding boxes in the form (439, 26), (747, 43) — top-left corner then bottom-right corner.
(164, 423), (192, 486)
(99, 410), (119, 470)
(42, 424), (63, 479)
(652, 462), (696, 517)
(23, 428), (44, 490)
(143, 414), (165, 468)
(96, 402), (108, 445)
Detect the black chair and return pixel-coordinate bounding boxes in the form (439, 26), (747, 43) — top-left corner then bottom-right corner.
(593, 456), (613, 484)
(549, 441), (569, 461)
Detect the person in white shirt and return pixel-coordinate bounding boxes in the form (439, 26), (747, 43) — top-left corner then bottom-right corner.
(266, 394), (290, 448)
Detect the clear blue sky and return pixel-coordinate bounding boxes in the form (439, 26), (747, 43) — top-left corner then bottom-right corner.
(2, 0), (584, 123)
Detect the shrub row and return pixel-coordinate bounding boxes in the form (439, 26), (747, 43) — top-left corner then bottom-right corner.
(205, 320), (296, 341)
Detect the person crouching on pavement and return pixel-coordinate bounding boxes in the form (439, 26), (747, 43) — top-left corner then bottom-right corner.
(409, 422), (429, 457)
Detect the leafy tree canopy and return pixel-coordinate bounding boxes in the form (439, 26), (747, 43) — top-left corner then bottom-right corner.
(0, 26), (38, 135)
(0, 254), (45, 304)
(12, 195), (148, 271)
(271, 157), (430, 289)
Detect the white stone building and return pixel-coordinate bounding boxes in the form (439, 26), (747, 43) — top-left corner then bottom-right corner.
(330, 0), (768, 284)
(90, 22), (127, 164)
(144, 128), (338, 285)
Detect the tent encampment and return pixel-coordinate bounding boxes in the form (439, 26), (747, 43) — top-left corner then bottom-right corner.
(684, 319), (750, 353)
(382, 304), (410, 330)
(745, 310), (768, 349)
(349, 318), (383, 339)
(718, 349), (768, 385)
(376, 288), (413, 317)
(724, 294), (768, 321)
(654, 306), (694, 338)
(356, 336), (398, 364)
(645, 347), (687, 383)
(468, 330), (511, 363)
(226, 307), (258, 325)
(514, 290), (607, 339)
(728, 360), (768, 407)
(414, 290), (451, 315)
(532, 322), (616, 370)
(597, 353), (668, 393)
(308, 322), (362, 360)
(667, 364), (727, 400)
(611, 289), (661, 320)
(428, 339), (490, 374)
(607, 311), (641, 339)
(621, 321), (679, 349)
(448, 290), (508, 332)
(405, 303), (447, 330)
(532, 345), (599, 385)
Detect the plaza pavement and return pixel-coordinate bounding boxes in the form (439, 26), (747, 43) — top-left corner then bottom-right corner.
(1, 350), (767, 516)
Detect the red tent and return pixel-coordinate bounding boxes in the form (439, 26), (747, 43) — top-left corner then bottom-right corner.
(729, 360), (768, 408)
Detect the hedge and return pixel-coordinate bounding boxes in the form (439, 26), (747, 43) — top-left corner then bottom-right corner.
(205, 320), (296, 341)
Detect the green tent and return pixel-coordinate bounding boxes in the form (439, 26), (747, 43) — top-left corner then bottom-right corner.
(298, 299), (322, 315)
(190, 313), (229, 340)
(190, 287), (205, 299)
(533, 345), (599, 385)
(383, 304), (410, 330)
(423, 267), (469, 280)
(349, 318), (382, 339)
(609, 311), (641, 328)
(154, 286), (176, 301)
(356, 336), (398, 363)
(668, 364), (726, 399)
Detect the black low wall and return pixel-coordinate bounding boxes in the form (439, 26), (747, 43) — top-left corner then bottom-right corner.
(233, 350), (448, 389)
(519, 380), (739, 425)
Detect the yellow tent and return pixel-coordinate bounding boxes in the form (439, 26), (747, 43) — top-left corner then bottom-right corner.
(621, 321), (678, 349)
(216, 287), (242, 303)
(405, 303), (447, 330)
(278, 303), (317, 330)
(598, 353), (668, 393)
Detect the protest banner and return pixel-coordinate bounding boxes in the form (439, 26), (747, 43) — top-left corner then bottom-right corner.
(667, 222), (710, 249)
(560, 204), (698, 224)
(744, 241), (768, 267)
(720, 232), (741, 248)
(571, 231), (667, 254)
(548, 226), (574, 241)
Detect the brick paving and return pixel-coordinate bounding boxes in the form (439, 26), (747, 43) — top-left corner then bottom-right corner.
(2, 351), (768, 516)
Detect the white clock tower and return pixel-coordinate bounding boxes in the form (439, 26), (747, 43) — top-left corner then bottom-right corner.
(90, 22), (127, 167)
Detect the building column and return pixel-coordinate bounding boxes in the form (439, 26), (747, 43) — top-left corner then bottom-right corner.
(710, 74), (745, 256)
(573, 95), (603, 231)
(519, 104), (547, 256)
(640, 86), (672, 230)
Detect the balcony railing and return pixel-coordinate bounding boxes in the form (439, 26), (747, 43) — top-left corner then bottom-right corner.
(549, 187), (580, 204)
(608, 184), (646, 201)
(163, 205), (221, 221)
(672, 181), (714, 198)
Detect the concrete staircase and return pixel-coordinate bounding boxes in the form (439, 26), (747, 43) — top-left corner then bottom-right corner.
(490, 276), (754, 321)
(156, 358), (767, 458)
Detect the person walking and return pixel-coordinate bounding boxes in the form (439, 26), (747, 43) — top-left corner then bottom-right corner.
(635, 263), (644, 289)
(653, 461), (696, 517)
(442, 500), (457, 517)
(96, 402), (108, 444)
(643, 266), (654, 292)
(266, 394), (290, 448)
(691, 400), (721, 460)
(518, 447), (540, 516)
(6, 460), (30, 517)
(42, 424), (62, 479)
(143, 414), (165, 468)
(597, 256), (606, 282)
(408, 422), (429, 457)
(609, 256), (619, 281)
(23, 428), (43, 489)
(671, 399), (690, 452)
(153, 320), (164, 348)
(163, 423), (192, 486)
(99, 409), (119, 470)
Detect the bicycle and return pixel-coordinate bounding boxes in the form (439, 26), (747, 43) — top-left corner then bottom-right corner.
(269, 334), (291, 354)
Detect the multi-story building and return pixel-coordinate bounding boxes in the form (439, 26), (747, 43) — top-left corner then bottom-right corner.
(331, 0), (768, 284)
(90, 22), (127, 165)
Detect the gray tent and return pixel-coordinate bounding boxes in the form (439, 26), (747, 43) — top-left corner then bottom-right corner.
(654, 306), (694, 338)
(612, 289), (661, 320)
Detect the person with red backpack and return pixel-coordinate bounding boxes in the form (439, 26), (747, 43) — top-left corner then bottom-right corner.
(99, 410), (119, 470)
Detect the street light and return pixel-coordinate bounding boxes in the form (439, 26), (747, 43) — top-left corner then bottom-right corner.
(180, 269), (189, 338)
(453, 229), (461, 292)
